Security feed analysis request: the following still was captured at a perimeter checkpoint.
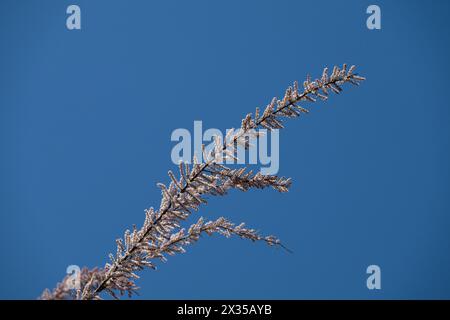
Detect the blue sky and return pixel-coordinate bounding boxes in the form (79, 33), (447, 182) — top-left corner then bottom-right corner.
(1, 0), (450, 299)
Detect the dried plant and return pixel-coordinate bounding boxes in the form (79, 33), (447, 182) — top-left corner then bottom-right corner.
(40, 64), (365, 300)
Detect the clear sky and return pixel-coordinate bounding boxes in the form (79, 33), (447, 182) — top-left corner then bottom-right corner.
(1, 0), (450, 299)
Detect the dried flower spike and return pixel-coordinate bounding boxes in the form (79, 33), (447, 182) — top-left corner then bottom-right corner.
(40, 64), (365, 300)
